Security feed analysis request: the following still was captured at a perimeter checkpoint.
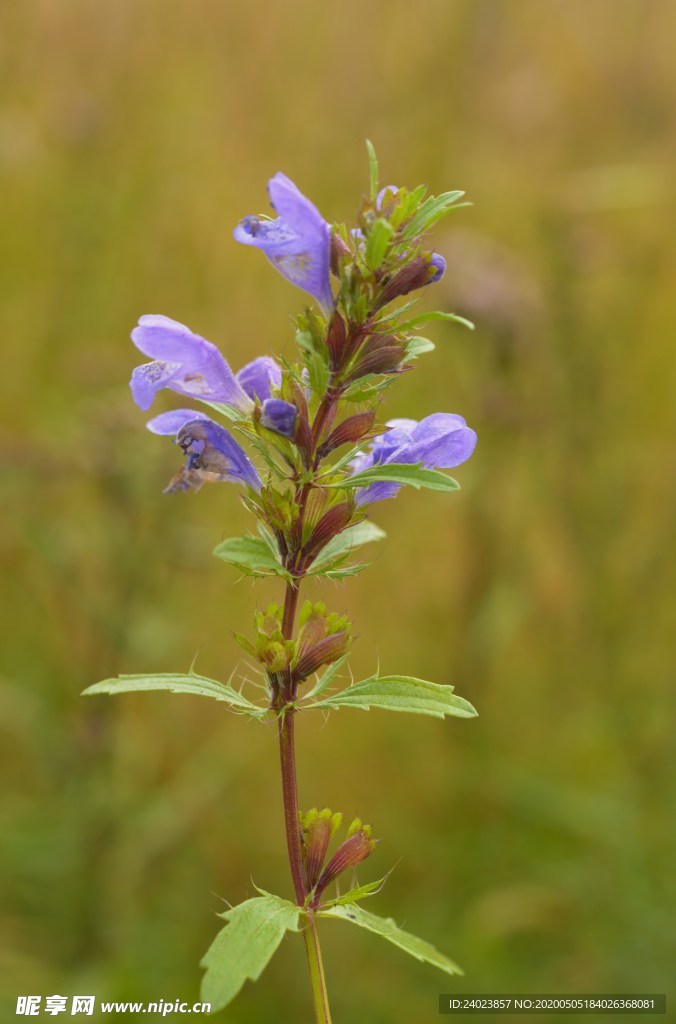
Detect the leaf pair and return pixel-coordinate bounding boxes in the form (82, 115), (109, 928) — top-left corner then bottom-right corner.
(201, 891), (463, 1013)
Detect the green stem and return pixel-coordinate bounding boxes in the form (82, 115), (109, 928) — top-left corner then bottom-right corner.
(303, 911), (332, 1024)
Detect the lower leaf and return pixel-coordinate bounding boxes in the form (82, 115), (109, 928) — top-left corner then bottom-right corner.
(319, 903), (463, 978)
(201, 893), (301, 1012)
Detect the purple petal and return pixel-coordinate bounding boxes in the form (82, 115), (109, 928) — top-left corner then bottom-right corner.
(130, 315), (252, 412)
(236, 356), (282, 402)
(260, 398), (297, 439)
(146, 409), (210, 436)
(176, 418), (261, 491)
(427, 253), (446, 284)
(233, 174), (333, 312)
(352, 411), (476, 505)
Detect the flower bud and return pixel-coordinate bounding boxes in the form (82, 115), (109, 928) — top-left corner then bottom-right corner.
(313, 820), (377, 902)
(330, 232), (351, 275)
(291, 601), (352, 684)
(326, 311), (348, 368)
(302, 501), (354, 563)
(374, 252), (445, 310)
(300, 808), (343, 888)
(317, 411), (378, 458)
(260, 398), (298, 439)
(342, 334), (407, 383)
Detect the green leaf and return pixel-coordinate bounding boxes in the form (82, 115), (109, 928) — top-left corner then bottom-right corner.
(306, 348), (330, 399)
(398, 310), (475, 332)
(82, 673), (268, 718)
(401, 190), (467, 240)
(320, 874), (389, 909)
(213, 536), (291, 581)
(309, 521), (386, 571)
(201, 893), (301, 1012)
(332, 463), (460, 494)
(405, 335), (436, 359)
(366, 139), (379, 201)
(365, 217), (394, 271)
(319, 904), (463, 977)
(309, 674), (477, 720)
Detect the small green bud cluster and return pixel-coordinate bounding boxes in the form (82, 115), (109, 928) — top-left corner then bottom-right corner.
(236, 601), (351, 699)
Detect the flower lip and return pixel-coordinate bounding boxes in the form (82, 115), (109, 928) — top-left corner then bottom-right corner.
(130, 314), (252, 412)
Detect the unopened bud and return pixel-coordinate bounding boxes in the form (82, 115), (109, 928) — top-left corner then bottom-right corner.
(300, 808), (343, 888)
(313, 823), (377, 901)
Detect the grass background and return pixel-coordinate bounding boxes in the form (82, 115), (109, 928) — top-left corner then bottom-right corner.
(1, 1), (674, 1021)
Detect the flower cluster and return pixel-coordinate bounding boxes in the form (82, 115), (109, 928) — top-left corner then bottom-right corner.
(130, 171), (476, 520)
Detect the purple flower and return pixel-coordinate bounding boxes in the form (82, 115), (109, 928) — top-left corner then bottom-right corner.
(350, 413), (477, 505)
(236, 356), (282, 402)
(260, 398), (297, 439)
(130, 315), (252, 413)
(234, 173), (333, 312)
(146, 408), (261, 493)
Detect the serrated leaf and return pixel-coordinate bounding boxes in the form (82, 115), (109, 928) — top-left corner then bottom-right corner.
(213, 536), (291, 581)
(201, 894), (301, 1012)
(82, 673), (268, 718)
(333, 463), (460, 494)
(320, 874), (389, 909)
(405, 336), (436, 359)
(309, 521), (386, 571)
(305, 347), (330, 399)
(310, 674), (477, 720)
(398, 310), (475, 332)
(365, 217), (394, 271)
(319, 904), (463, 977)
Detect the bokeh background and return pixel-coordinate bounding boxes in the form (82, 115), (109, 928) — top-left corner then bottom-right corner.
(1, 1), (674, 1021)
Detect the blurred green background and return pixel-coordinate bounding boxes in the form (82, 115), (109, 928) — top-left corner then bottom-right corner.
(1, 1), (674, 1021)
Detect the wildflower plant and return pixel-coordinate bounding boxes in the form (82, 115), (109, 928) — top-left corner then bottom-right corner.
(84, 144), (478, 1022)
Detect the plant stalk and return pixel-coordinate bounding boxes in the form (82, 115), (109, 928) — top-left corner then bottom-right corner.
(303, 911), (333, 1024)
(275, 384), (341, 1022)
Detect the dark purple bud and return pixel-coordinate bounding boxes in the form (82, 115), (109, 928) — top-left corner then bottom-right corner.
(260, 398), (298, 439)
(318, 411), (378, 458)
(313, 823), (376, 902)
(326, 311), (348, 369)
(292, 630), (350, 683)
(373, 253), (445, 310)
(303, 501), (354, 563)
(330, 232), (351, 275)
(343, 335), (407, 382)
(301, 809), (343, 889)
